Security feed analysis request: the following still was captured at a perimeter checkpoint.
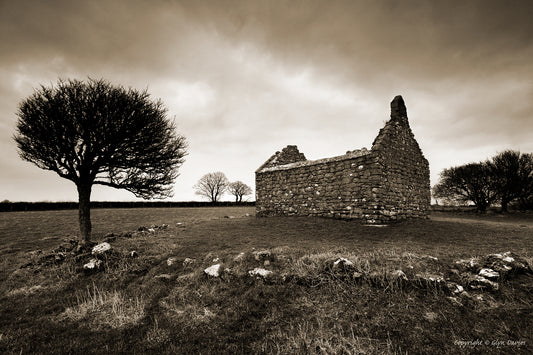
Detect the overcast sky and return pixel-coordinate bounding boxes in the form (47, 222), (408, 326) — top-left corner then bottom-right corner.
(1, 0), (532, 202)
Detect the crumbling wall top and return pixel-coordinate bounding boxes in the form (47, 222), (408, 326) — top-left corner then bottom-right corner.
(257, 147), (370, 173)
(256, 145), (307, 172)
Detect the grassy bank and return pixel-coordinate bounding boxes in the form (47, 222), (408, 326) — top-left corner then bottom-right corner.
(0, 208), (532, 354)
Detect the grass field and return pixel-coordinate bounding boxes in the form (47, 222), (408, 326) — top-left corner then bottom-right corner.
(0, 207), (532, 354)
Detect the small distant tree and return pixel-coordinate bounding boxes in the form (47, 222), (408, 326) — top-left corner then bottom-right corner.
(228, 181), (252, 202)
(13, 78), (187, 245)
(433, 162), (498, 212)
(431, 183), (462, 206)
(194, 172), (229, 202)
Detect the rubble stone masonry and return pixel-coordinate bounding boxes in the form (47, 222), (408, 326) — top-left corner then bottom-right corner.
(255, 96), (430, 223)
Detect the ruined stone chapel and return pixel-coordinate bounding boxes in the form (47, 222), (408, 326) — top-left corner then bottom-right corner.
(255, 95), (430, 223)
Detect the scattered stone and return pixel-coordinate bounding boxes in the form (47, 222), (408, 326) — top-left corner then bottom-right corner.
(183, 258), (196, 267)
(83, 258), (102, 270)
(479, 268), (499, 279)
(92, 242), (111, 255)
(333, 258), (354, 268)
(245, 213), (252, 217)
(248, 268), (273, 278)
(468, 275), (499, 291)
(54, 252), (67, 262)
(130, 251), (138, 258)
(352, 272), (363, 279)
(254, 250), (274, 262)
(455, 257), (479, 270)
(264, 260), (270, 266)
(389, 269), (408, 281)
(167, 257), (178, 266)
(423, 255), (438, 261)
(415, 273), (444, 283)
(154, 274), (172, 281)
(212, 258), (220, 263)
(445, 282), (464, 294)
(148, 228), (156, 234)
(204, 264), (222, 277)
(233, 252), (246, 262)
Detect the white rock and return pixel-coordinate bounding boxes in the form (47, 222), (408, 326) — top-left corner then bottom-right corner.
(204, 264), (222, 277)
(470, 275), (499, 290)
(333, 258), (354, 267)
(91, 242), (111, 255)
(233, 252), (246, 262)
(390, 269), (408, 280)
(479, 268), (499, 279)
(446, 282), (464, 294)
(491, 252), (514, 263)
(167, 257), (178, 266)
(83, 258), (102, 270)
(183, 257), (195, 266)
(248, 268), (273, 278)
(148, 228), (156, 233)
(254, 250), (272, 261)
(212, 258), (220, 263)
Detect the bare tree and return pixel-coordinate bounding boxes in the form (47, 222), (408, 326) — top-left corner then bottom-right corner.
(13, 78), (187, 245)
(228, 181), (253, 202)
(194, 172), (229, 202)
(489, 150), (533, 212)
(433, 163), (498, 212)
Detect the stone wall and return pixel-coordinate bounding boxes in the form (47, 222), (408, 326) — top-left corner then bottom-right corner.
(255, 95), (430, 223)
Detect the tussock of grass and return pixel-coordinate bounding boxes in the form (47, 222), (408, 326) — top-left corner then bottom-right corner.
(58, 284), (145, 330)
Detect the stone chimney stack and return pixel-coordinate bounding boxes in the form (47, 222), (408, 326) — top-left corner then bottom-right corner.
(390, 95), (408, 125)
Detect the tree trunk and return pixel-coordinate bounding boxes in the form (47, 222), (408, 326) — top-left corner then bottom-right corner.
(501, 199), (509, 213)
(77, 183), (92, 245)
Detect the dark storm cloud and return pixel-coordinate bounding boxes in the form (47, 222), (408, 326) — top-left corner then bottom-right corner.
(1, 0), (532, 201)
(2, 0), (532, 84)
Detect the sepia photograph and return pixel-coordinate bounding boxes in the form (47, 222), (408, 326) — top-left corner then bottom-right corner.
(0, 0), (532, 353)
